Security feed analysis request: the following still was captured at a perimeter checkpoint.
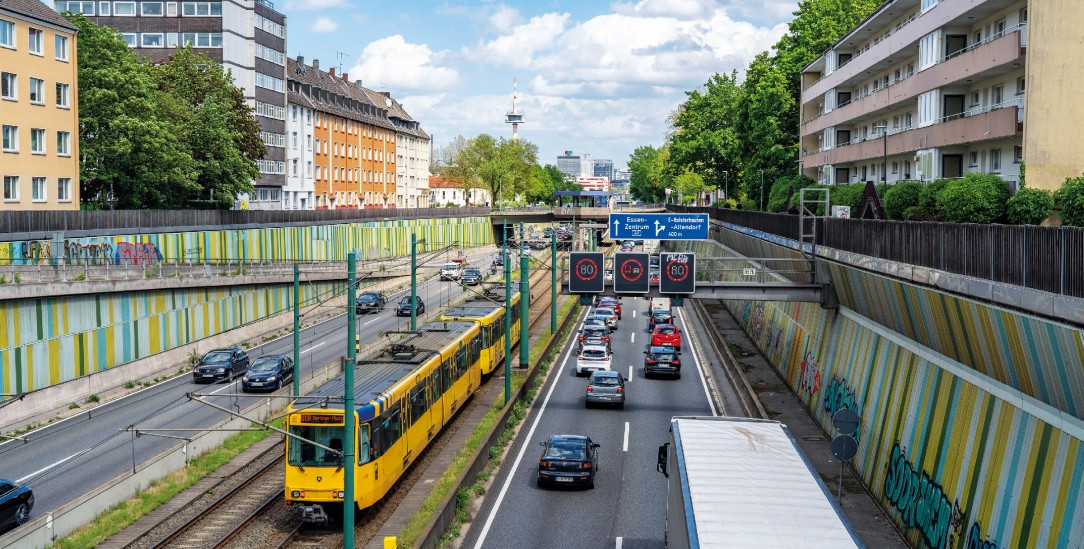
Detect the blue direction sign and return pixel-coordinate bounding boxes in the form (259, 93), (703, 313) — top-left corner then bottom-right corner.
(609, 213), (709, 240)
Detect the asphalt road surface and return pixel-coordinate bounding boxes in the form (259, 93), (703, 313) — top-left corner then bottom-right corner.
(0, 248), (503, 527)
(462, 295), (717, 549)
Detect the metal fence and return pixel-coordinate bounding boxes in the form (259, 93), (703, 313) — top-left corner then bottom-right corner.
(0, 207), (492, 237)
(670, 206), (1084, 299)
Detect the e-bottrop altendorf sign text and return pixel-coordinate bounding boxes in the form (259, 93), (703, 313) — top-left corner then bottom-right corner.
(608, 213), (709, 240)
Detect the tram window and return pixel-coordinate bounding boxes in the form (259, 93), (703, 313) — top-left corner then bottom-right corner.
(409, 383), (427, 426)
(511, 302), (520, 320)
(470, 335), (482, 364)
(359, 423), (372, 464)
(378, 403), (402, 450)
(430, 370), (443, 401)
(481, 326), (490, 347)
(455, 346), (468, 379)
(288, 424), (344, 467)
(442, 359), (453, 390)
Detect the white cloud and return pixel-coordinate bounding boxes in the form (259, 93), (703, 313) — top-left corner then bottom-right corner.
(611, 0), (718, 19)
(474, 12), (570, 65)
(310, 16), (339, 34)
(488, 4), (523, 33)
(283, 0), (349, 10)
(349, 36), (459, 91)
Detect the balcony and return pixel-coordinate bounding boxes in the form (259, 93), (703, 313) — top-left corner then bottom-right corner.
(803, 26), (1024, 135)
(800, 103), (1020, 169)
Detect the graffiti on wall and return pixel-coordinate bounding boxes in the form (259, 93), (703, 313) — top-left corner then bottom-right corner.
(9, 240), (161, 265)
(798, 352), (821, 396)
(824, 376), (861, 442)
(742, 303), (785, 356)
(884, 442), (998, 549)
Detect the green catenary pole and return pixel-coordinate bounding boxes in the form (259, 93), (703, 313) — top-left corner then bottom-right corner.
(550, 232), (557, 333)
(292, 264), (300, 398)
(410, 233), (417, 330)
(503, 220), (511, 403)
(519, 230), (529, 369)
(344, 252), (357, 549)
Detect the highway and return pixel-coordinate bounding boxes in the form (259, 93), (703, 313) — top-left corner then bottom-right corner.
(462, 293), (719, 548)
(0, 247), (507, 525)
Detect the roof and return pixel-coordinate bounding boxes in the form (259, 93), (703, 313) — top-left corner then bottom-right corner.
(552, 191), (613, 197)
(671, 417), (862, 548)
(0, 0), (78, 31)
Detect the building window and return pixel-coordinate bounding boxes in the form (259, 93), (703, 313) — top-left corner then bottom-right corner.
(291, 132), (298, 148)
(255, 72), (284, 92)
(55, 34), (69, 60)
(57, 178), (71, 201)
(1, 125), (16, 152)
(141, 33), (164, 47)
(993, 85), (1004, 105)
(0, 20), (13, 49)
(255, 43), (284, 65)
(30, 128), (45, 154)
(891, 161), (899, 174)
(32, 177), (46, 202)
(113, 1), (135, 14)
(1019, 8), (1028, 24)
(994, 19), (1006, 36)
(1016, 77), (1025, 95)
(253, 101), (285, 120)
(292, 159), (298, 175)
(181, 32), (223, 47)
(142, 2), (164, 15)
(969, 152), (978, 167)
(166, 33), (178, 47)
(57, 131), (70, 156)
(1, 72), (16, 100)
(56, 1), (95, 14)
(121, 33), (136, 46)
(306, 161), (312, 176)
(1014, 145), (1023, 163)
(100, 2), (110, 15)
(991, 149), (1001, 171)
(182, 2), (222, 16)
(29, 78), (44, 104)
(28, 28), (43, 55)
(255, 14), (284, 37)
(3, 176), (18, 201)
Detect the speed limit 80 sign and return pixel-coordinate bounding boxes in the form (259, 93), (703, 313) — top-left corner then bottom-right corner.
(659, 252), (696, 294)
(568, 252), (605, 293)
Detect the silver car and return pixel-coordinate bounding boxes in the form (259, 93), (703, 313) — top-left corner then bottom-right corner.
(593, 307), (618, 330)
(585, 370), (625, 409)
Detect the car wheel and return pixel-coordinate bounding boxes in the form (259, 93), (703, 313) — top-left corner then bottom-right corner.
(15, 502), (29, 525)
(587, 479), (595, 490)
(618, 402), (625, 410)
(536, 477), (546, 488)
(585, 401), (591, 409)
(275, 379), (282, 391)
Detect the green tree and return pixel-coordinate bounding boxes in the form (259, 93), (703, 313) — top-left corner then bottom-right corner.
(67, 14), (196, 209)
(673, 170), (710, 205)
(1006, 187), (1054, 225)
(153, 46), (263, 208)
(668, 71), (743, 198)
(446, 135), (538, 204)
(936, 173), (1010, 224)
(1055, 175), (1084, 227)
(628, 145), (667, 203)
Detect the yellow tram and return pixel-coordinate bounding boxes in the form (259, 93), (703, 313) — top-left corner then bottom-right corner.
(284, 295), (521, 522)
(438, 291), (521, 375)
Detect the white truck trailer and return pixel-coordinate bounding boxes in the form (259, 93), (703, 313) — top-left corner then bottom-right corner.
(656, 416), (864, 548)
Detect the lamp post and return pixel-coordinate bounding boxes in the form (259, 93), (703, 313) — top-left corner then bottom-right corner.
(722, 171), (728, 205)
(758, 170), (765, 211)
(874, 124), (888, 196)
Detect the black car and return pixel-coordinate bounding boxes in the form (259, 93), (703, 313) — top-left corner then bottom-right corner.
(0, 479), (33, 531)
(543, 227), (554, 237)
(644, 345), (682, 379)
(396, 296), (426, 316)
(192, 348), (249, 383)
(462, 269), (482, 285)
(241, 355), (294, 392)
(355, 291), (387, 314)
(650, 310), (673, 327)
(578, 326), (612, 352)
(536, 435), (600, 488)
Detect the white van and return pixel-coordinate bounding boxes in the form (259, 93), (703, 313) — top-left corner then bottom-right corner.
(650, 297), (671, 313)
(439, 262), (463, 281)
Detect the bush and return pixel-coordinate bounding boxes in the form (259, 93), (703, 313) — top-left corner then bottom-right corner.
(884, 181), (924, 220)
(1056, 175), (1084, 227)
(918, 178), (949, 220)
(936, 173), (1010, 224)
(766, 175), (816, 213)
(740, 198), (757, 211)
(829, 183), (866, 213)
(1006, 187), (1054, 225)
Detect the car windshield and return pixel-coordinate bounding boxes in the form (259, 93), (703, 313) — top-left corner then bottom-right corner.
(399, 297), (415, 305)
(600, 299), (618, 307)
(581, 349), (608, 359)
(657, 326), (677, 335)
(544, 439), (587, 460)
(595, 309), (614, 317)
(465, 269), (480, 276)
(650, 346), (675, 355)
(653, 313), (671, 320)
(590, 375), (620, 386)
(203, 351), (232, 363)
(584, 329), (607, 338)
(442, 263), (458, 270)
(358, 293), (379, 302)
(585, 318), (605, 325)
(250, 358), (280, 372)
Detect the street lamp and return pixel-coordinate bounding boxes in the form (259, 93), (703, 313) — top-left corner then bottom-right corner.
(722, 171), (728, 205)
(874, 124), (888, 196)
(758, 170), (765, 211)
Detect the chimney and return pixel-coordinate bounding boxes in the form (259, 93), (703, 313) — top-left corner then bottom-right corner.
(354, 79), (363, 90)
(297, 55), (304, 66)
(329, 67), (336, 76)
(342, 73), (348, 81)
(312, 59), (319, 70)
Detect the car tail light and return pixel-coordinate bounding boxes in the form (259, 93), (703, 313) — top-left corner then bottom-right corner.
(582, 462), (592, 469)
(539, 460), (550, 468)
(602, 336), (610, 342)
(587, 386), (593, 392)
(646, 359), (657, 364)
(617, 387), (623, 393)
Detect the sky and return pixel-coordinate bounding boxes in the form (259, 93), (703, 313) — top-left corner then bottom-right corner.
(281, 0), (798, 171)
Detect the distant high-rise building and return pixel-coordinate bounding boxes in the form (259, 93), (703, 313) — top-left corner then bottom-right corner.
(613, 168), (631, 181)
(593, 159), (613, 180)
(557, 151), (581, 180)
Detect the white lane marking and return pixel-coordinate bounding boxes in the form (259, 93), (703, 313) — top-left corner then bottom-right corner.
(363, 317), (381, 326)
(630, 332), (634, 343)
(18, 451), (84, 483)
(623, 422), (629, 452)
(473, 309), (588, 549)
(632, 310), (636, 318)
(616, 537), (623, 549)
(628, 365), (633, 382)
(301, 342), (326, 354)
(676, 308), (718, 417)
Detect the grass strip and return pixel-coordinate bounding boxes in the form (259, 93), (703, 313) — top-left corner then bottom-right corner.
(52, 423), (277, 549)
(395, 299), (582, 547)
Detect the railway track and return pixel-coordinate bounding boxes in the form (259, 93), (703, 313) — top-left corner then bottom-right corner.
(144, 264), (562, 549)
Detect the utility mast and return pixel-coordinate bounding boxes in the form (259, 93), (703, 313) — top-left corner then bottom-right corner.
(504, 78), (525, 142)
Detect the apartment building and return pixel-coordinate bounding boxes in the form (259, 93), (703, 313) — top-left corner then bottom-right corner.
(284, 88), (314, 209)
(428, 175), (489, 207)
(382, 95), (430, 209)
(800, 0), (1046, 191)
(76, 0), (288, 208)
(0, 0), (80, 210)
(287, 56), (402, 209)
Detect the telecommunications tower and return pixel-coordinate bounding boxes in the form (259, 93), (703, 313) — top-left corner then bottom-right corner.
(505, 79), (525, 142)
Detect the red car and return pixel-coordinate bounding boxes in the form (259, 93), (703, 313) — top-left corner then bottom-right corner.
(598, 297), (622, 319)
(651, 324), (682, 351)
